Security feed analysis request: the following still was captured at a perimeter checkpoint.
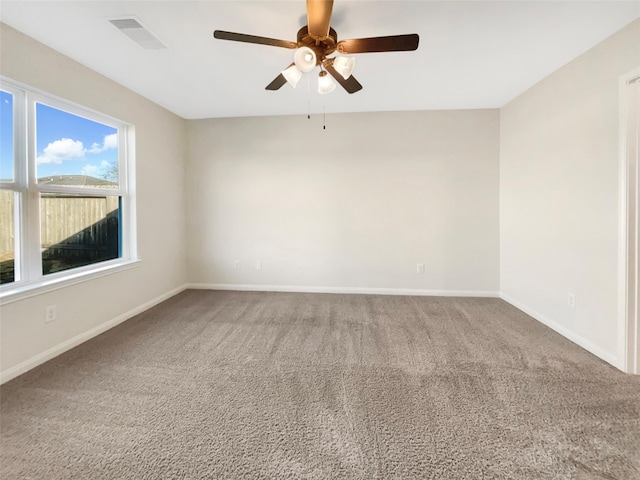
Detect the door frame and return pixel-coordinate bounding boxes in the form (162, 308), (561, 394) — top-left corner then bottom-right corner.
(618, 67), (640, 374)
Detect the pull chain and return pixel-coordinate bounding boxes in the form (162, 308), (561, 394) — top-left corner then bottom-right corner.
(323, 106), (326, 130)
(307, 75), (311, 119)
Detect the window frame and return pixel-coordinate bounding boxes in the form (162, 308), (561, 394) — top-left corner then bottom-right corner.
(0, 77), (138, 303)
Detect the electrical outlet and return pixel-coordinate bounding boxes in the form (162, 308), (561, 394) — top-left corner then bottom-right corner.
(45, 305), (57, 323)
(255, 260), (262, 271)
(567, 293), (576, 309)
(417, 263), (425, 274)
(233, 260), (241, 270)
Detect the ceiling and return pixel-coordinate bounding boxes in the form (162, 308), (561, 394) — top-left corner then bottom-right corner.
(1, 1), (638, 119)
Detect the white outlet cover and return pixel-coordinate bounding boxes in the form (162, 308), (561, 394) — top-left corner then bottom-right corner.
(45, 305), (57, 323)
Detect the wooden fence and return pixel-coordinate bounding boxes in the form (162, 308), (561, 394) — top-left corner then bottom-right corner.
(0, 190), (15, 262)
(40, 195), (119, 248)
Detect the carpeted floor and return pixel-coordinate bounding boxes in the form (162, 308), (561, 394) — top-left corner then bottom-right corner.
(1, 290), (639, 479)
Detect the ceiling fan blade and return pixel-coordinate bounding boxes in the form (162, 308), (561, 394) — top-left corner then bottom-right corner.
(213, 30), (297, 49)
(265, 63), (295, 91)
(324, 59), (363, 94)
(337, 34), (419, 54)
(307, 0), (334, 39)
(265, 74), (287, 91)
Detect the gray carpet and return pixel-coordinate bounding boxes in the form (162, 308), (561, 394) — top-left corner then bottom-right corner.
(1, 290), (639, 479)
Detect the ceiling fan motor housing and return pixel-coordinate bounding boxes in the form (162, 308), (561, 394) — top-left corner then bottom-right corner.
(297, 26), (338, 64)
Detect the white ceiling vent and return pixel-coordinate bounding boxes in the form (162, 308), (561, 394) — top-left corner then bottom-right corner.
(109, 17), (166, 50)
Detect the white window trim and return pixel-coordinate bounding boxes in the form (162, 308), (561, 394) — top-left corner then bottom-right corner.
(0, 76), (138, 301)
(0, 259), (141, 305)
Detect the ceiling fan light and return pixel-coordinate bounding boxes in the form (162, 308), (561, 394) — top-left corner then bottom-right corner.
(318, 71), (336, 95)
(294, 46), (317, 73)
(333, 56), (355, 79)
(282, 65), (302, 87)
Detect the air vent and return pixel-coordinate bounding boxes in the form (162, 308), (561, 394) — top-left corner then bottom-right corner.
(110, 19), (143, 30)
(109, 17), (166, 50)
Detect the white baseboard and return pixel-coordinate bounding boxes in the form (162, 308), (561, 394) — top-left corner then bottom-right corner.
(187, 283), (500, 298)
(0, 284), (189, 385)
(500, 292), (621, 370)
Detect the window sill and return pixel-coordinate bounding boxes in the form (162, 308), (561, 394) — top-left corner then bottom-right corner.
(0, 259), (141, 305)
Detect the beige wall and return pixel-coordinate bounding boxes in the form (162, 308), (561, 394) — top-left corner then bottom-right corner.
(500, 19), (640, 367)
(186, 109), (500, 294)
(0, 25), (188, 378)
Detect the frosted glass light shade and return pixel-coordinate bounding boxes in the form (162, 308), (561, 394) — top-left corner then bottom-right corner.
(294, 47), (317, 73)
(318, 71), (336, 94)
(282, 65), (302, 87)
(333, 56), (355, 79)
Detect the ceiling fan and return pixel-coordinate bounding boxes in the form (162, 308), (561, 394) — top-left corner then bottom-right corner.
(213, 0), (419, 94)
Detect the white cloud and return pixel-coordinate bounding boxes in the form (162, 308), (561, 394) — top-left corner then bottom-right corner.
(80, 164), (100, 177)
(88, 133), (117, 154)
(81, 160), (111, 177)
(104, 133), (117, 150)
(37, 138), (86, 164)
(37, 133), (117, 165)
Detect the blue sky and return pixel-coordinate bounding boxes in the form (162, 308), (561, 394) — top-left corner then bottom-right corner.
(0, 90), (118, 182)
(0, 90), (13, 180)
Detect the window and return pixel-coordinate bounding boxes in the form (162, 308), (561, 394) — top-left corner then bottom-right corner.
(0, 78), (136, 297)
